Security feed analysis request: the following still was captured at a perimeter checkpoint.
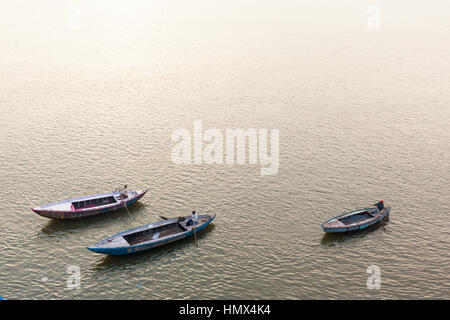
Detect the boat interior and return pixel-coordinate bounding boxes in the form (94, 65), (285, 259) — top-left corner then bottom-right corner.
(338, 210), (376, 225)
(123, 220), (188, 245)
(72, 196), (117, 210)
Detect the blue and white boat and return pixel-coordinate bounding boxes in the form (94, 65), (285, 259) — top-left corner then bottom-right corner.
(31, 186), (147, 219)
(322, 203), (390, 233)
(88, 213), (216, 255)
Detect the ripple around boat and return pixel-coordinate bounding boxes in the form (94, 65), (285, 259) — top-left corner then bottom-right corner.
(88, 214), (216, 255)
(321, 204), (391, 233)
(31, 188), (147, 219)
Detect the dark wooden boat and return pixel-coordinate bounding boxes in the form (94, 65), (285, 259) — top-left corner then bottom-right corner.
(322, 203), (390, 233)
(31, 187), (147, 219)
(87, 213), (216, 255)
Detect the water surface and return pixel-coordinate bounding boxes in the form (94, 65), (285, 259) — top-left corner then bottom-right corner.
(0, 1), (449, 299)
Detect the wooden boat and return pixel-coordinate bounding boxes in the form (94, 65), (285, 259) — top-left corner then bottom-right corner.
(322, 203), (390, 233)
(31, 187), (147, 219)
(87, 213), (216, 255)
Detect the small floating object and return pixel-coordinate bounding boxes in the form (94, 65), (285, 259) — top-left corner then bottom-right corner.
(87, 213), (216, 255)
(31, 186), (147, 219)
(322, 201), (390, 233)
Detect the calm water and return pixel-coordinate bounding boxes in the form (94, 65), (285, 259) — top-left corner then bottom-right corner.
(1, 1), (449, 299)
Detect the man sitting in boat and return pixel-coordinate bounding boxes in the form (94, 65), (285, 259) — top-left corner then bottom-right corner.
(375, 200), (384, 212)
(186, 211), (198, 227)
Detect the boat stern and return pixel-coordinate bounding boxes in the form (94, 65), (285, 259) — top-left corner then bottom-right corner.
(130, 189), (147, 198)
(87, 245), (102, 254)
(31, 207), (53, 219)
(87, 235), (130, 255)
(87, 245), (131, 255)
(321, 219), (347, 233)
(196, 213), (216, 225)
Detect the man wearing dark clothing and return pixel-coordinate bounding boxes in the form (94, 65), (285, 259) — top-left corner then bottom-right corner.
(375, 200), (384, 211)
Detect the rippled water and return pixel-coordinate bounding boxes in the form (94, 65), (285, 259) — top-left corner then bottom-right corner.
(1, 1), (449, 299)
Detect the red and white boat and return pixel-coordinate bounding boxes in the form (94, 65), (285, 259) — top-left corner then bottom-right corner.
(31, 186), (147, 219)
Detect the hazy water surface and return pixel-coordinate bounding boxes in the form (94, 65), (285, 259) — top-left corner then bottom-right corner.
(0, 1), (449, 299)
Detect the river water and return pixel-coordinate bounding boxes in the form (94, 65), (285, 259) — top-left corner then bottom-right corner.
(0, 1), (449, 299)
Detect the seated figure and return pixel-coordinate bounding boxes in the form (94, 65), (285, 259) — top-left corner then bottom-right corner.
(375, 200), (384, 211)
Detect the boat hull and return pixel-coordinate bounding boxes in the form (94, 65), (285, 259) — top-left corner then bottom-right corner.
(32, 190), (147, 220)
(88, 214), (216, 255)
(322, 206), (390, 233)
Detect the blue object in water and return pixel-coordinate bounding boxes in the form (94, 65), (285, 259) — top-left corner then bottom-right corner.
(88, 213), (216, 255)
(322, 204), (390, 233)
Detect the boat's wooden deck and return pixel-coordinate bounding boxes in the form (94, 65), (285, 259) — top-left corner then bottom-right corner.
(338, 211), (374, 225)
(125, 223), (186, 245)
(72, 195), (117, 210)
(323, 206), (389, 231)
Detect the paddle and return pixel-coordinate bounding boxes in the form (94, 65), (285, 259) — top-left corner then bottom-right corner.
(192, 211), (200, 247)
(161, 214), (198, 247)
(118, 185), (133, 219)
(193, 221), (198, 247)
(123, 198), (132, 219)
(380, 209), (386, 230)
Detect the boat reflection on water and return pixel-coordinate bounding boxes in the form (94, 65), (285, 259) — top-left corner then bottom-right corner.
(320, 216), (390, 245)
(92, 223), (216, 271)
(39, 202), (147, 235)
(88, 214), (216, 255)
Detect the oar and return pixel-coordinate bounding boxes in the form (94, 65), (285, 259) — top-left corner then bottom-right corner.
(121, 193), (133, 219)
(159, 216), (169, 220)
(381, 211), (386, 230)
(193, 222), (198, 247)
